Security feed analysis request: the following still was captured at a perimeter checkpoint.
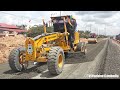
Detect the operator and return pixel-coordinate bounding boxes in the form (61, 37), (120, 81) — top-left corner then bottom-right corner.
(68, 16), (77, 48)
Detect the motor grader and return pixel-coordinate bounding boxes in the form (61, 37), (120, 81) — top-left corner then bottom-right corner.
(8, 15), (87, 75)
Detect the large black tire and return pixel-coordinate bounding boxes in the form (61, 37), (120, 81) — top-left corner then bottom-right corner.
(8, 47), (28, 72)
(47, 47), (65, 75)
(82, 42), (87, 55)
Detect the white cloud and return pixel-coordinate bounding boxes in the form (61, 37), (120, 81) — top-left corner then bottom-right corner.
(0, 11), (120, 35)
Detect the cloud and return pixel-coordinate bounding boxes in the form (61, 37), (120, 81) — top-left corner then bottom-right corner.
(0, 11), (120, 35)
(81, 15), (108, 26)
(76, 11), (117, 17)
(95, 12), (115, 18)
(76, 11), (120, 31)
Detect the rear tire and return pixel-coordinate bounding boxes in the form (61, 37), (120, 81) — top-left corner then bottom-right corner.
(81, 42), (87, 55)
(8, 47), (28, 72)
(76, 42), (82, 51)
(76, 42), (87, 55)
(47, 47), (65, 75)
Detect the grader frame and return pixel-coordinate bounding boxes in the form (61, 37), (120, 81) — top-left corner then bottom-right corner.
(8, 15), (87, 75)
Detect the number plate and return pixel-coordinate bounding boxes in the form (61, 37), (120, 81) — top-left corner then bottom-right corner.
(27, 44), (33, 54)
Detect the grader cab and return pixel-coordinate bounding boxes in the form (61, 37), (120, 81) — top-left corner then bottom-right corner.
(8, 15), (87, 75)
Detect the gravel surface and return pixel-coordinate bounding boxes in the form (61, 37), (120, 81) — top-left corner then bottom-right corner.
(102, 39), (120, 79)
(32, 39), (107, 79)
(0, 39), (107, 79)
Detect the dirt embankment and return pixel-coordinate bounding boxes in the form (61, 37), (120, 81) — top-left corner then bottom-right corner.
(0, 35), (26, 63)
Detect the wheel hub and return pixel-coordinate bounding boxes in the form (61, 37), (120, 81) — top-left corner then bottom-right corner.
(58, 54), (63, 68)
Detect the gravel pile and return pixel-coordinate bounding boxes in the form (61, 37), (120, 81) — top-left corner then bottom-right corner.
(0, 35), (26, 63)
(103, 39), (120, 79)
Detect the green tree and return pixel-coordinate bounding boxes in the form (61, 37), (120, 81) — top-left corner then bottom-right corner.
(27, 25), (53, 37)
(78, 30), (91, 38)
(85, 31), (91, 34)
(16, 24), (27, 30)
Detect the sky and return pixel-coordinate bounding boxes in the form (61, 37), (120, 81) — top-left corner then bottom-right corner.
(0, 11), (120, 36)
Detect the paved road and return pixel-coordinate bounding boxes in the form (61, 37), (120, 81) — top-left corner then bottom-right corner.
(0, 39), (107, 79)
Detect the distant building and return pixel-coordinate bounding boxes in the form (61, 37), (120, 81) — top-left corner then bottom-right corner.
(0, 23), (27, 34)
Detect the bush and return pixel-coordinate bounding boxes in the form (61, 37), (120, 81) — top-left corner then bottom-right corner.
(78, 30), (91, 38)
(26, 25), (53, 38)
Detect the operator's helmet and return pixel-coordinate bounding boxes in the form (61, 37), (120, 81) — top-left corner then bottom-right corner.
(71, 15), (76, 20)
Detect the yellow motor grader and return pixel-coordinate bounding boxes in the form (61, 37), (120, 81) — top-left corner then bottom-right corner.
(8, 15), (87, 75)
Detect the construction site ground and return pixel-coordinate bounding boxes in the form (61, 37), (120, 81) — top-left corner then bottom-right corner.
(0, 36), (120, 79)
(0, 35), (26, 64)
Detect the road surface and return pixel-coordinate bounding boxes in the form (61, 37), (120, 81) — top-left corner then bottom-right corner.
(1, 38), (120, 79)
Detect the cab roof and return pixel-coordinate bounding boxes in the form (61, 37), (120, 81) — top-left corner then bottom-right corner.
(51, 15), (76, 20)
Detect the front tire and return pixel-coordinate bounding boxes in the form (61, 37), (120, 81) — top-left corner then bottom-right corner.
(8, 47), (28, 72)
(47, 47), (65, 75)
(75, 42), (83, 51)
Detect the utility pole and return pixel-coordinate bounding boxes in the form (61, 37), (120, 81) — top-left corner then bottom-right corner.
(60, 11), (61, 16)
(104, 24), (106, 36)
(89, 24), (92, 32)
(97, 28), (99, 36)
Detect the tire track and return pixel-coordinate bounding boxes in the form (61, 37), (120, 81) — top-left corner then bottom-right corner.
(0, 39), (106, 79)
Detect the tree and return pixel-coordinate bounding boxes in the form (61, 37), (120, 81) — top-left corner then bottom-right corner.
(78, 30), (91, 38)
(84, 31), (91, 35)
(26, 25), (53, 37)
(16, 24), (27, 30)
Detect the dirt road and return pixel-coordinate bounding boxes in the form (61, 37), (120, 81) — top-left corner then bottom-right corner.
(0, 39), (108, 79)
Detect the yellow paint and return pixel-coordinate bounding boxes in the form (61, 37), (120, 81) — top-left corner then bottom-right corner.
(24, 16), (80, 63)
(36, 56), (47, 62)
(25, 32), (70, 62)
(74, 32), (80, 44)
(42, 19), (47, 34)
(63, 17), (69, 46)
(58, 54), (63, 68)
(25, 38), (36, 61)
